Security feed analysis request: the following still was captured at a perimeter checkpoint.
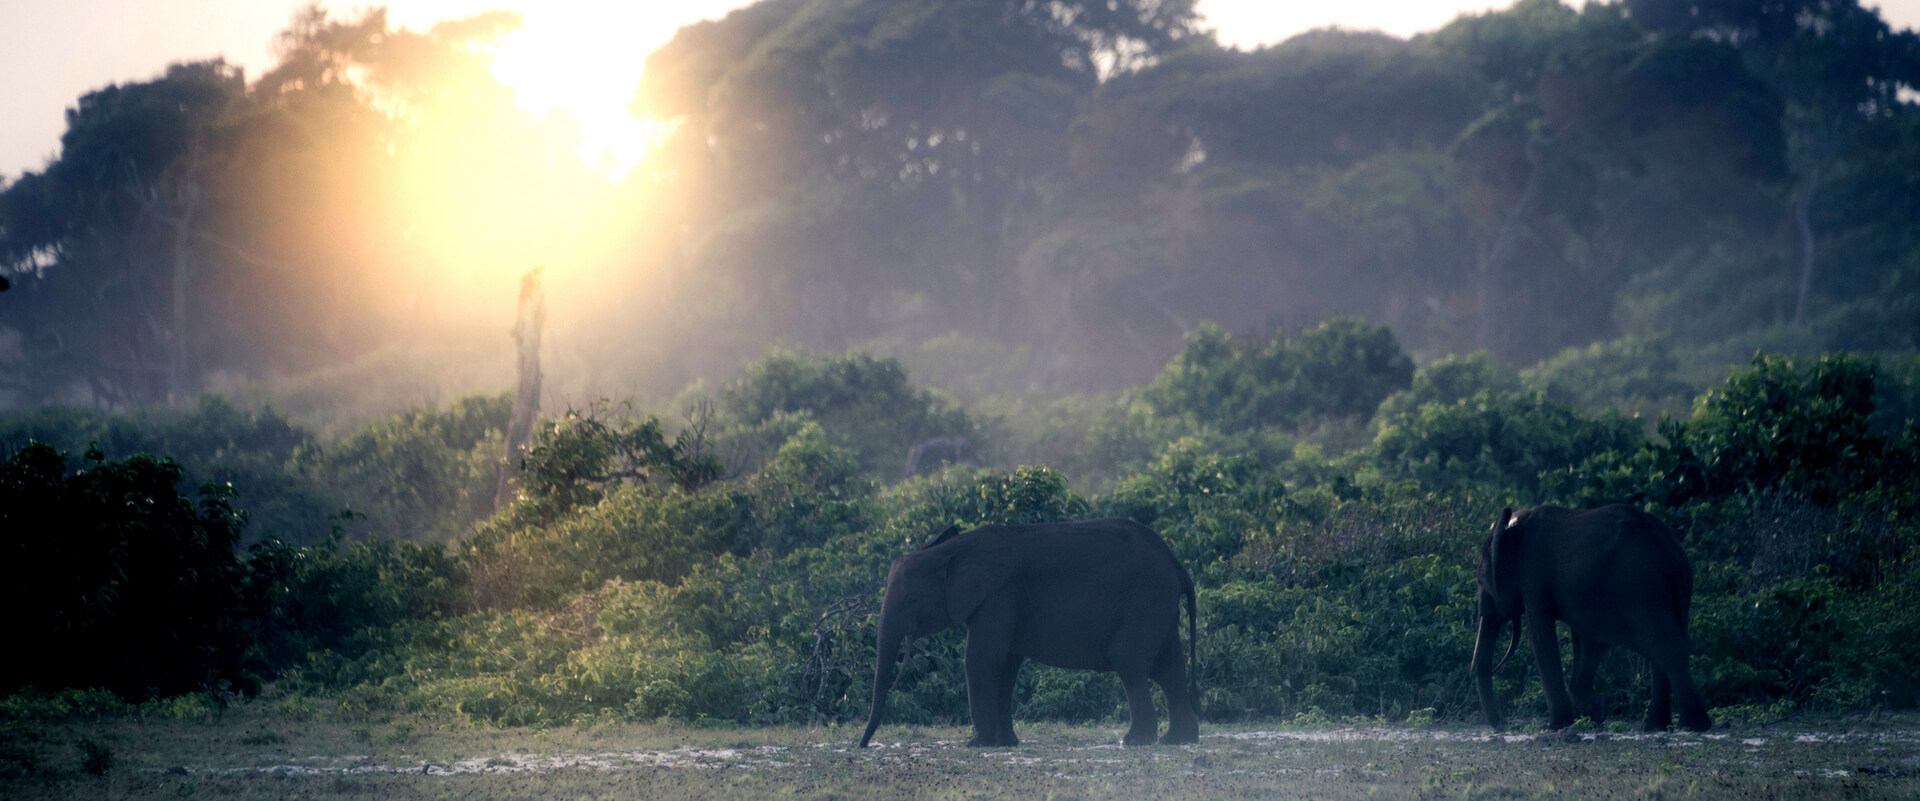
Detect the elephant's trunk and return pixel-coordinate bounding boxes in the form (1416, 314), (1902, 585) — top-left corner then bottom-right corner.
(1470, 613), (1505, 727)
(858, 615), (908, 748)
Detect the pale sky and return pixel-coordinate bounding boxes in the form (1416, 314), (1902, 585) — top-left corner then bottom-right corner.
(3, 0), (1918, 179)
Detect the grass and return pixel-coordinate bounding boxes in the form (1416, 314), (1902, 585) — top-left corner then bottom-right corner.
(3, 703), (1917, 800)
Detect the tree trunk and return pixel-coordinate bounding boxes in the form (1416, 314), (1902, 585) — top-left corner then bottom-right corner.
(494, 267), (546, 510)
(166, 177), (202, 405)
(1791, 167), (1820, 327)
(1478, 132), (1552, 354)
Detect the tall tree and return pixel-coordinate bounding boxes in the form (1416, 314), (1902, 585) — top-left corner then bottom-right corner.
(0, 61), (246, 405)
(631, 0), (1200, 362)
(1624, 0), (1920, 326)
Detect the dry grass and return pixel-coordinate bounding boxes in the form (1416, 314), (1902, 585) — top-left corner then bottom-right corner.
(4, 704), (1918, 800)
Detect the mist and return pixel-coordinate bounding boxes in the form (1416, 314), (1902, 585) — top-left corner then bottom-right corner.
(1, 0), (1917, 468)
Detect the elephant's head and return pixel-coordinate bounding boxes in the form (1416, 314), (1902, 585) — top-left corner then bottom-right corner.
(858, 524), (1009, 748)
(1471, 507), (1525, 726)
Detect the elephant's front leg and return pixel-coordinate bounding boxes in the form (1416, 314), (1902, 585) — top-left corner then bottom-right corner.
(1528, 615), (1576, 730)
(994, 655), (1023, 746)
(962, 629), (1017, 747)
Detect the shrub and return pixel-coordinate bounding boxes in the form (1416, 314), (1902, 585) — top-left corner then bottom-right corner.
(1375, 351), (1519, 420)
(293, 393), (509, 542)
(0, 398), (336, 544)
(1373, 389), (1642, 495)
(721, 347), (980, 479)
(1520, 336), (1696, 419)
(0, 443), (252, 700)
(1551, 353), (1913, 509)
(244, 529), (465, 683)
(1144, 318), (1415, 434)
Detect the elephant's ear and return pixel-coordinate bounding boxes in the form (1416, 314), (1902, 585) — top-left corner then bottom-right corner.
(945, 537), (1012, 627)
(921, 524), (963, 551)
(1489, 507), (1516, 601)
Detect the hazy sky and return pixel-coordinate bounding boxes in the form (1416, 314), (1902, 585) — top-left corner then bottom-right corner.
(3, 0), (1917, 179)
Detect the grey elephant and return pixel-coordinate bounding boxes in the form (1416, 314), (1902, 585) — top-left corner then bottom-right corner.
(858, 518), (1200, 748)
(1472, 504), (1713, 731)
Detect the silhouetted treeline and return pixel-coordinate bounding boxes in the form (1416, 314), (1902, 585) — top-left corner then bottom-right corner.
(3, 0), (1917, 411)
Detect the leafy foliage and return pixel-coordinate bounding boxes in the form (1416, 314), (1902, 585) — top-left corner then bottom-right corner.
(6, 342), (1920, 730)
(1551, 353), (1912, 508)
(293, 393), (510, 542)
(718, 347), (980, 479)
(0, 443), (251, 699)
(1144, 318), (1414, 434)
(1374, 389), (1642, 496)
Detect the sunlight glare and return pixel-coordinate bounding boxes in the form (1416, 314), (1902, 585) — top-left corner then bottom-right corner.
(384, 0), (729, 180)
(491, 21), (647, 179)
(484, 5), (690, 181)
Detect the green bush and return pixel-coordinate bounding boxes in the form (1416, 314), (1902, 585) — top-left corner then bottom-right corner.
(1520, 336), (1696, 419)
(720, 347), (981, 479)
(0, 398), (337, 544)
(0, 443), (252, 700)
(1552, 353), (1913, 509)
(11, 339), (1920, 733)
(294, 393), (509, 542)
(244, 529), (465, 685)
(1373, 389), (1642, 496)
(1144, 318), (1415, 434)
(1376, 351), (1519, 420)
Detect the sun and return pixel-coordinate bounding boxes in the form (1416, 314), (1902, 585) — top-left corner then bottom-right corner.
(487, 8), (660, 180)
(385, 1), (745, 180)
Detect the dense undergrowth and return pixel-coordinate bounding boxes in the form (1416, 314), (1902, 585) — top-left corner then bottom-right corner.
(3, 322), (1917, 738)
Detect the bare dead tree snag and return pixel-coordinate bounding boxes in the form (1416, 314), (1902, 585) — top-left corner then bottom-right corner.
(495, 266), (546, 511)
(1791, 165), (1821, 328)
(1477, 130), (1554, 353)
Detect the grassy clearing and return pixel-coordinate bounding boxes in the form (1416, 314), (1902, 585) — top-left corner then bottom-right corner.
(4, 706), (1918, 800)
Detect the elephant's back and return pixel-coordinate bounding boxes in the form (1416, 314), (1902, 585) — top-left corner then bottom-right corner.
(1540, 504), (1691, 603)
(994, 519), (1186, 587)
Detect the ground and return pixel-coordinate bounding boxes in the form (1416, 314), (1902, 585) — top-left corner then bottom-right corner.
(4, 707), (1918, 800)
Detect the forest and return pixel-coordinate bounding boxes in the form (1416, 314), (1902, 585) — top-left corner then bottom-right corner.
(3, 0), (1920, 762)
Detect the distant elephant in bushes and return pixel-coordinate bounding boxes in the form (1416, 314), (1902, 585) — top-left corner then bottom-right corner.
(1472, 504), (1713, 731)
(859, 518), (1199, 748)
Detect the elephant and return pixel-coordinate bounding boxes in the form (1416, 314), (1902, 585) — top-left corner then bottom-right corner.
(858, 518), (1199, 748)
(1471, 504), (1713, 732)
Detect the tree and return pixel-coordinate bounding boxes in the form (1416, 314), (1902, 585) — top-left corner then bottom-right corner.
(1143, 318), (1415, 433)
(630, 0), (1200, 363)
(0, 6), (595, 407)
(1623, 0), (1920, 327)
(0, 61), (247, 405)
(1434, 0), (1789, 360)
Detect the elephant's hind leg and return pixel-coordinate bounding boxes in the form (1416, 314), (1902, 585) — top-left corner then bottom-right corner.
(1644, 663), (1674, 731)
(1646, 648), (1713, 732)
(1151, 634), (1198, 745)
(1569, 635), (1609, 724)
(1674, 679), (1713, 732)
(1116, 667), (1159, 746)
(1639, 619), (1712, 732)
